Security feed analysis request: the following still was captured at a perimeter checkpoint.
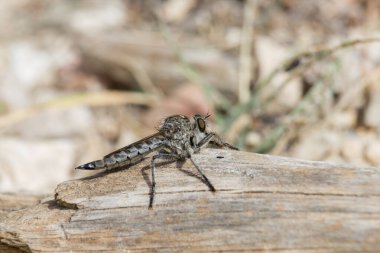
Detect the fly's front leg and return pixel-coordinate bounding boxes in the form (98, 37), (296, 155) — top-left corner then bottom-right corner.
(149, 153), (180, 209)
(188, 133), (237, 193)
(189, 157), (215, 192)
(211, 140), (239, 150)
(196, 132), (238, 151)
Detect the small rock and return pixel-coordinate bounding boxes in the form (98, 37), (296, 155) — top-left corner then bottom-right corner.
(340, 134), (366, 166)
(328, 110), (357, 129)
(159, 0), (196, 23)
(69, 0), (127, 32)
(288, 130), (341, 161)
(9, 107), (95, 139)
(255, 36), (302, 111)
(365, 141), (380, 166)
(245, 131), (262, 148)
(0, 39), (77, 109)
(364, 75), (380, 129)
(0, 138), (77, 193)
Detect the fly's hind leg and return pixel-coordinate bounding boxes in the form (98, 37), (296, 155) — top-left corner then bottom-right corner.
(149, 153), (179, 209)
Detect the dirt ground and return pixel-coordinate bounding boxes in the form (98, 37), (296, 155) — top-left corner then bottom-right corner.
(0, 0), (380, 194)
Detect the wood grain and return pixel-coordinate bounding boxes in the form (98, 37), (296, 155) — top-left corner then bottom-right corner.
(1, 149), (380, 252)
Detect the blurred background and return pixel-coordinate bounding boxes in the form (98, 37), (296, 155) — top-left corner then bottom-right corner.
(0, 0), (380, 195)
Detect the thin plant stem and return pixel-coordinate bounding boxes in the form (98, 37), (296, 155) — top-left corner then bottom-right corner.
(222, 37), (380, 133)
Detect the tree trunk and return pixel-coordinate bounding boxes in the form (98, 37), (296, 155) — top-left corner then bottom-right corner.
(1, 149), (380, 252)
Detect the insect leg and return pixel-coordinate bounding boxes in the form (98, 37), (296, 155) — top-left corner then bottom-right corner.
(149, 153), (179, 209)
(189, 156), (215, 192)
(213, 140), (239, 150)
(188, 132), (236, 192)
(196, 132), (238, 150)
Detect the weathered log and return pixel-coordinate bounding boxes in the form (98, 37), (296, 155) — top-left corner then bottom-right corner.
(1, 149), (380, 252)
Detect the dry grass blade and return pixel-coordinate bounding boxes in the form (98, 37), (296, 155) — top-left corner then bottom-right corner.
(222, 37), (380, 132)
(0, 91), (159, 130)
(260, 37), (380, 92)
(238, 0), (257, 103)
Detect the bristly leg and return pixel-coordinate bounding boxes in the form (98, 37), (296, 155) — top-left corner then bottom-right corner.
(149, 153), (179, 209)
(189, 157), (215, 192)
(148, 154), (215, 209)
(196, 132), (238, 151)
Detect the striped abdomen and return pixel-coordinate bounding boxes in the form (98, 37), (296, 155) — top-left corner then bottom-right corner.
(76, 133), (166, 170)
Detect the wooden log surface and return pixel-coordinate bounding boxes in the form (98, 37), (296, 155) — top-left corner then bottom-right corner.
(1, 149), (380, 252)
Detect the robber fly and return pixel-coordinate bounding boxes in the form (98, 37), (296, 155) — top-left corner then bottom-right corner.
(76, 114), (237, 208)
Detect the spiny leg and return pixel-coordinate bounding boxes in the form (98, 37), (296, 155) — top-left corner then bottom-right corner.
(197, 132), (238, 151)
(149, 153), (179, 209)
(188, 132), (236, 192)
(217, 141), (239, 150)
(189, 156), (215, 192)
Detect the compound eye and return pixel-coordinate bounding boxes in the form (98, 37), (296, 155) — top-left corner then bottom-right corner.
(197, 118), (206, 132)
